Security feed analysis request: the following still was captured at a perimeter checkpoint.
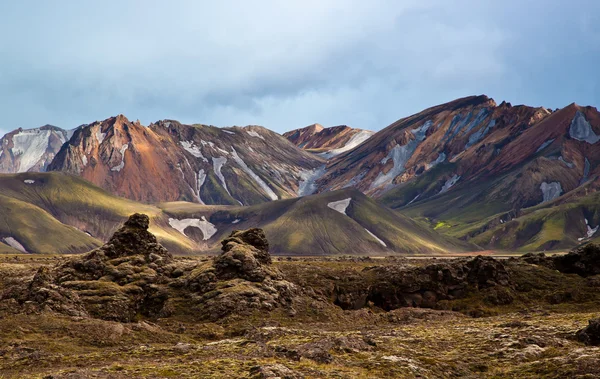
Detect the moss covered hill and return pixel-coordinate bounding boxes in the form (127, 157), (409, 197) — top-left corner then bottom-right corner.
(160, 188), (474, 255)
(0, 172), (470, 255)
(0, 172), (193, 254)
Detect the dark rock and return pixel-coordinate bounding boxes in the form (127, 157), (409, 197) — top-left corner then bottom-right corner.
(520, 252), (554, 268)
(215, 228), (277, 282)
(554, 243), (600, 277)
(335, 256), (512, 311)
(576, 318), (600, 346)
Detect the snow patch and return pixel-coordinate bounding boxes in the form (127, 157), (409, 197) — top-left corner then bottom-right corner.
(319, 130), (373, 158)
(246, 130), (265, 140)
(535, 139), (555, 153)
(558, 156), (574, 168)
(371, 121), (431, 189)
(3, 237), (28, 253)
(188, 169), (207, 204)
(540, 182), (562, 203)
(428, 152), (446, 169)
(180, 141), (208, 162)
(327, 198), (351, 215)
(212, 156), (231, 196)
(230, 148), (278, 200)
(23, 179), (35, 184)
(231, 219), (241, 224)
(439, 175), (460, 194)
(569, 111), (600, 144)
(578, 218), (599, 241)
(81, 155), (88, 167)
(95, 129), (106, 144)
(168, 217), (217, 240)
(298, 165), (327, 196)
(200, 140), (215, 148)
(222, 129), (235, 135)
(110, 144), (129, 172)
(581, 158), (591, 185)
(11, 129), (52, 172)
(466, 119), (496, 148)
(407, 194), (420, 205)
(365, 228), (387, 247)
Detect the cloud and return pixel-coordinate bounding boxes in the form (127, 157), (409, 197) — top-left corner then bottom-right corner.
(0, 0), (598, 135)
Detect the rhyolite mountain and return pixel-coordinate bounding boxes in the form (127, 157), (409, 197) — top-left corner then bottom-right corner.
(2, 94), (599, 253)
(47, 115), (324, 205)
(295, 95), (600, 249)
(0, 172), (470, 255)
(284, 123), (374, 158)
(0, 125), (73, 173)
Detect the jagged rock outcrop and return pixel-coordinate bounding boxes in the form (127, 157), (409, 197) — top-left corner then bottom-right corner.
(576, 318), (600, 346)
(187, 229), (297, 321)
(0, 214), (297, 322)
(553, 243), (600, 277)
(334, 256), (512, 310)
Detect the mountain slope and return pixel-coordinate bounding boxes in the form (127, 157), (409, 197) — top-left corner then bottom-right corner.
(284, 123), (374, 158)
(47, 116), (324, 205)
(160, 188), (474, 255)
(0, 172), (193, 254)
(0, 172), (469, 256)
(0, 125), (72, 173)
(446, 178), (600, 252)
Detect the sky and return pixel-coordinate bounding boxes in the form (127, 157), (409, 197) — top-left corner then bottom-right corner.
(1, 0), (599, 135)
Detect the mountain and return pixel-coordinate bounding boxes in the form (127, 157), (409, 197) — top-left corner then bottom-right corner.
(447, 177), (600, 252)
(0, 172), (470, 255)
(284, 123), (374, 158)
(0, 125), (73, 173)
(160, 188), (473, 255)
(0, 172), (193, 254)
(47, 115), (324, 205)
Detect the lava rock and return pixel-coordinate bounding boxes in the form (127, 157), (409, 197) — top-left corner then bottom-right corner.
(554, 243), (600, 277)
(576, 318), (600, 346)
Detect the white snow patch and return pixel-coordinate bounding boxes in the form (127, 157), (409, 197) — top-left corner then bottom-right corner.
(188, 169), (207, 204)
(365, 228), (387, 247)
(540, 181), (562, 203)
(200, 140), (214, 148)
(110, 144), (129, 172)
(246, 130), (265, 140)
(319, 130), (373, 158)
(180, 141), (208, 162)
(95, 129), (106, 144)
(371, 121), (431, 189)
(3, 237), (28, 253)
(298, 165), (327, 196)
(536, 139), (555, 153)
(581, 158), (591, 185)
(466, 119), (496, 148)
(23, 179), (35, 184)
(327, 198), (351, 215)
(81, 155), (88, 167)
(407, 194), (420, 205)
(578, 218), (599, 241)
(570, 111), (600, 144)
(230, 148), (278, 200)
(212, 156), (231, 196)
(11, 128), (52, 172)
(428, 152), (446, 169)
(558, 156), (574, 168)
(439, 175), (460, 194)
(168, 217), (217, 240)
(232, 219), (241, 224)
(222, 129), (235, 135)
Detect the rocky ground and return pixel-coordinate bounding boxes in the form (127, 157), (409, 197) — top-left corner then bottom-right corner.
(1, 214), (600, 378)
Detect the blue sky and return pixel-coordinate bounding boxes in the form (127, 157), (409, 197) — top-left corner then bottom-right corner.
(0, 0), (599, 134)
